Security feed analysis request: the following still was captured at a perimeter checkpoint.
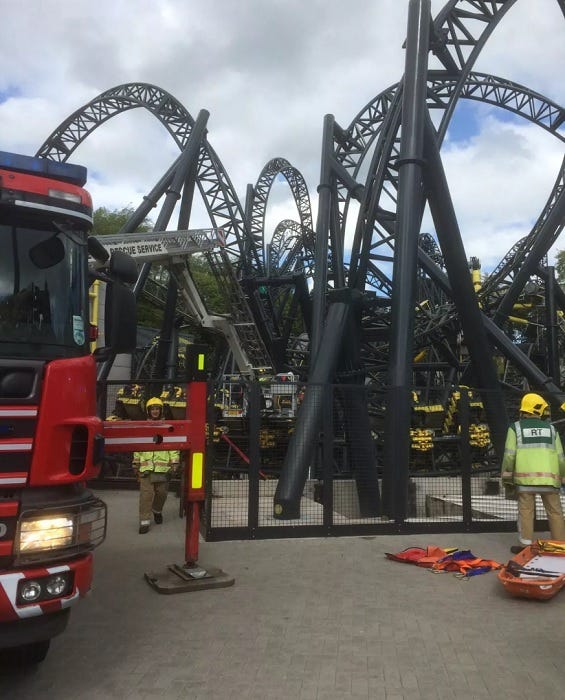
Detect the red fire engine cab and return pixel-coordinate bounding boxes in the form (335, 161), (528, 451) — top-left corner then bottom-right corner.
(0, 151), (137, 663)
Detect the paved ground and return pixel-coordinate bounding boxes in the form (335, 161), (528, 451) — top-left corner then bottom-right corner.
(1, 489), (565, 699)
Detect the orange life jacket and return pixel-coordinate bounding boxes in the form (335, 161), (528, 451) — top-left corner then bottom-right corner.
(386, 546), (502, 577)
(385, 545), (456, 567)
(431, 550), (502, 577)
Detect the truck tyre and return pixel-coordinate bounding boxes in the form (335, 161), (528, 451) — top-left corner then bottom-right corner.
(9, 640), (51, 666)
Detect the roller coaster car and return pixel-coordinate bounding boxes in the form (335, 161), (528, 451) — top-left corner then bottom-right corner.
(160, 386), (187, 419)
(115, 384), (145, 420)
(412, 404), (445, 429)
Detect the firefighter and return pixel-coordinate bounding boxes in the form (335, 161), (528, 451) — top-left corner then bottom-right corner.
(133, 397), (180, 534)
(501, 393), (565, 553)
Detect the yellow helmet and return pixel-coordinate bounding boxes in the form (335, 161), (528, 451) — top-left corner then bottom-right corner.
(146, 397), (164, 411)
(520, 393), (548, 417)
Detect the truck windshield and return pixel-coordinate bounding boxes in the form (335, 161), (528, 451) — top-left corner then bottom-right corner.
(0, 213), (89, 360)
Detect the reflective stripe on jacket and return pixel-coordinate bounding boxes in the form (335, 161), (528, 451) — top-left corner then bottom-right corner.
(133, 450), (180, 475)
(501, 418), (565, 488)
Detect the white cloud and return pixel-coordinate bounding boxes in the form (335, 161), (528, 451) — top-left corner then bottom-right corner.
(440, 115), (564, 269)
(0, 0), (563, 276)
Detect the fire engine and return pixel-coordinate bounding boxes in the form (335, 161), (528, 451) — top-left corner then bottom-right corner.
(0, 151), (139, 664)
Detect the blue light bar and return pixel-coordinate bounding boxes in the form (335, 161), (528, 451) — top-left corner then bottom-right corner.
(0, 151), (87, 187)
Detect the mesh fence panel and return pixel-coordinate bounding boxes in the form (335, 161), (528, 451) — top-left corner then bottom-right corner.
(94, 378), (564, 539)
(205, 382), (538, 537)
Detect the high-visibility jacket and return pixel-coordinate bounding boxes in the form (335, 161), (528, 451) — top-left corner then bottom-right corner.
(133, 450), (180, 475)
(501, 418), (565, 489)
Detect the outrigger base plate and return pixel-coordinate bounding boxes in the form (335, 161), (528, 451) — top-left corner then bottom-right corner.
(144, 563), (235, 594)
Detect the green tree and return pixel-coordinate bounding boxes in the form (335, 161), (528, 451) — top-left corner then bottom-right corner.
(92, 206), (152, 236)
(556, 249), (565, 284)
(187, 254), (229, 314)
(91, 208), (227, 331)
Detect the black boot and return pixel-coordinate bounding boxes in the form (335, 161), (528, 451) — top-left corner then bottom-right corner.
(153, 511), (163, 525)
(510, 545), (526, 554)
(139, 523), (150, 534)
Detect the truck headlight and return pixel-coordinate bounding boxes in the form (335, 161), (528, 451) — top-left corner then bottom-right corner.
(20, 580), (42, 602)
(19, 517), (74, 552)
(15, 499), (106, 565)
(17, 572), (73, 605)
(45, 574), (69, 596)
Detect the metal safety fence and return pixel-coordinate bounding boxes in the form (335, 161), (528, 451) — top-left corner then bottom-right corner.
(203, 381), (563, 541)
(93, 378), (565, 541)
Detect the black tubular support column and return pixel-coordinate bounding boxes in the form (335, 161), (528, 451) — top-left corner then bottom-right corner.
(98, 111), (209, 384)
(341, 383), (381, 517)
(248, 381), (261, 533)
(422, 112), (508, 454)
(177, 128), (204, 231)
(133, 109), (210, 297)
(322, 383), (334, 530)
(383, 0), (430, 521)
(538, 264), (565, 314)
(273, 295), (357, 519)
(156, 111), (205, 382)
(545, 266), (561, 386)
(338, 293), (381, 517)
(310, 114), (336, 363)
(459, 388), (472, 529)
(154, 278), (179, 379)
(243, 183), (256, 269)
(121, 158), (180, 233)
(95, 159), (180, 383)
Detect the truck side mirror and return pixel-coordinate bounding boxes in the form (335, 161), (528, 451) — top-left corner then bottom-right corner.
(110, 250), (138, 285)
(105, 282), (137, 354)
(87, 236), (110, 263)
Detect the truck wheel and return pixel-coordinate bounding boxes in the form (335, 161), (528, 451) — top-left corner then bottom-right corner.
(10, 640), (51, 666)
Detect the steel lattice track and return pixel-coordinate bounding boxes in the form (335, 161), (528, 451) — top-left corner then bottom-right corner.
(34, 0), (565, 387)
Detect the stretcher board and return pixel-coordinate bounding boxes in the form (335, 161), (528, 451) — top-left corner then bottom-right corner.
(498, 541), (565, 600)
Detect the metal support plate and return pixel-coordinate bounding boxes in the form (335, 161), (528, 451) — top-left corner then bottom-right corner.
(144, 563), (235, 594)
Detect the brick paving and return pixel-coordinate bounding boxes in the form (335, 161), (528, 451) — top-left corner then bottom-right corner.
(1, 489), (565, 699)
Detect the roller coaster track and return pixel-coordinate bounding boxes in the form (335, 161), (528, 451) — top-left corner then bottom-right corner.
(328, 22), (565, 375)
(34, 0), (565, 388)
(480, 159), (565, 303)
(36, 86), (319, 374)
(272, 0), (565, 521)
(36, 83), (260, 274)
(26, 0), (565, 523)
(247, 157), (313, 274)
(328, 67), (565, 380)
(336, 71), (565, 298)
(36, 84), (279, 372)
(269, 220), (315, 277)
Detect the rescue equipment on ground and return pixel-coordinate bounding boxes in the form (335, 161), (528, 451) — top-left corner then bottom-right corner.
(385, 546), (502, 578)
(385, 545), (455, 566)
(535, 539), (565, 555)
(429, 550), (502, 578)
(498, 539), (565, 600)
